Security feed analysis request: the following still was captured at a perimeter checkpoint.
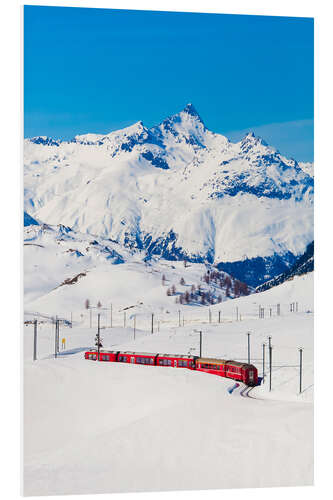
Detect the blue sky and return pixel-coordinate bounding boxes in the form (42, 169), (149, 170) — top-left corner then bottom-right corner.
(24, 6), (314, 161)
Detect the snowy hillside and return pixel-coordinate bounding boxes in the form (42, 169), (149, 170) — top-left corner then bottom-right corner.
(24, 103), (314, 286)
(24, 271), (313, 496)
(24, 221), (251, 323)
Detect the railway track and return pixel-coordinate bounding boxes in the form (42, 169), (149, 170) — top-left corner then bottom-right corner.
(240, 384), (255, 399)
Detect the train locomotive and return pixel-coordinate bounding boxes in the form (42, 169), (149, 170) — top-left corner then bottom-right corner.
(85, 349), (258, 386)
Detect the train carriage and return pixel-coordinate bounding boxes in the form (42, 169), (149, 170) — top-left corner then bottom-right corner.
(195, 357), (227, 377)
(85, 349), (118, 362)
(156, 353), (196, 369)
(117, 351), (158, 365)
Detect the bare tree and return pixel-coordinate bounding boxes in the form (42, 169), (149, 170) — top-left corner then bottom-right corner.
(97, 301), (102, 308)
(180, 277), (186, 286)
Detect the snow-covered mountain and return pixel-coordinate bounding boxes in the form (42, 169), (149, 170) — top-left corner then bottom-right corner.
(24, 103), (314, 287)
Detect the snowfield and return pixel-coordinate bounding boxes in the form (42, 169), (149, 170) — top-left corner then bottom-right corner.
(23, 272), (313, 496)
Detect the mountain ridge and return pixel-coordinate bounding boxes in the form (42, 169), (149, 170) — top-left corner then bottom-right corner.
(24, 104), (314, 287)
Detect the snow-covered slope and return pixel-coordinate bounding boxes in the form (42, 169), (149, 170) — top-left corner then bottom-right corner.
(24, 104), (314, 286)
(24, 271), (313, 495)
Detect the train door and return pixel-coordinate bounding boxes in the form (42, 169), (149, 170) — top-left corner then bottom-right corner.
(131, 356), (135, 364)
(248, 370), (254, 384)
(174, 360), (177, 368)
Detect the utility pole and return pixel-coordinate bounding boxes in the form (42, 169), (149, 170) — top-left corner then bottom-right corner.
(296, 302), (298, 313)
(70, 312), (73, 328)
(269, 336), (272, 391)
(124, 311), (126, 328)
(33, 319), (37, 361)
(110, 303), (113, 328)
(199, 330), (202, 357)
(133, 315), (136, 340)
(90, 308), (92, 328)
(178, 310), (181, 327)
(218, 311), (221, 324)
(299, 348), (303, 394)
(97, 313), (101, 360)
(262, 343), (266, 384)
(54, 319), (59, 359)
(209, 309), (212, 324)
(277, 303), (280, 316)
(236, 307), (239, 321)
(247, 332), (251, 364)
(151, 313), (154, 334)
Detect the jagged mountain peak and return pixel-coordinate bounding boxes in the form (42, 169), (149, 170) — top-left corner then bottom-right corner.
(182, 102), (202, 118)
(240, 131), (268, 147)
(27, 136), (60, 146)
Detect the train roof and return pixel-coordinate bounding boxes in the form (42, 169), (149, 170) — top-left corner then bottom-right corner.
(119, 351), (158, 356)
(197, 357), (251, 368)
(157, 353), (196, 359)
(197, 357), (228, 365)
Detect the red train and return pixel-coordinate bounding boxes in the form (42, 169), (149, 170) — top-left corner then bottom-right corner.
(85, 349), (258, 386)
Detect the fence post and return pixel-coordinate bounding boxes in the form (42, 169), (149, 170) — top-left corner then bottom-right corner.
(151, 313), (154, 334)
